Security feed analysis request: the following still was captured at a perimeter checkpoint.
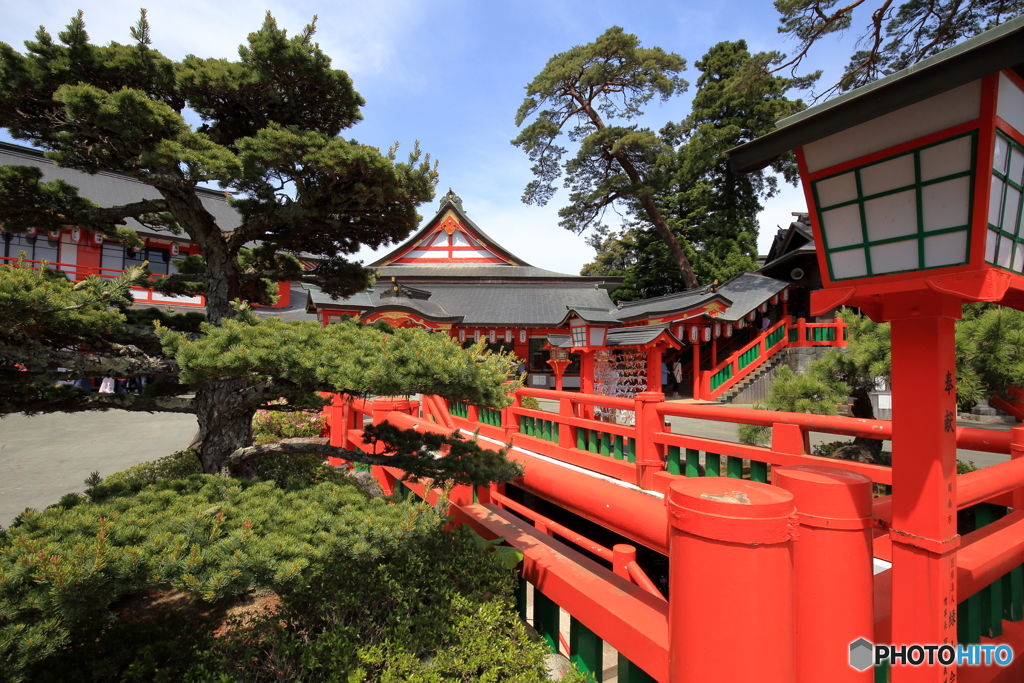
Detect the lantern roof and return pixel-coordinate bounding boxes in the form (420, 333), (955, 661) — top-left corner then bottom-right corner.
(561, 305), (620, 325)
(544, 334), (572, 350)
(728, 15), (1024, 174)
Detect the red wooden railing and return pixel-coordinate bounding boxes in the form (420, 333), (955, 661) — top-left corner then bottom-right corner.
(322, 389), (1024, 682)
(699, 315), (847, 401)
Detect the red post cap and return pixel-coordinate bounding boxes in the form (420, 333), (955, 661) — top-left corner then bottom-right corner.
(773, 465), (874, 529)
(667, 477), (797, 545)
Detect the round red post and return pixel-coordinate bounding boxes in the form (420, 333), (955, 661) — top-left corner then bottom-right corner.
(1011, 426), (1024, 512)
(612, 543), (636, 581)
(690, 342), (701, 400)
(667, 478), (797, 682)
(774, 465), (875, 682)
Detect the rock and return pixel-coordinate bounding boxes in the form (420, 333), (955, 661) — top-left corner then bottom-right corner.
(343, 470), (385, 498)
(972, 400), (998, 416)
(544, 653), (574, 681)
(831, 443), (883, 464)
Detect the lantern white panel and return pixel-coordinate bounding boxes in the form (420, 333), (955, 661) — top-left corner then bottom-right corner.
(922, 177), (971, 231)
(990, 178), (1005, 226)
(1003, 185), (1021, 233)
(864, 190), (917, 242)
(431, 233), (449, 246)
(998, 236), (1015, 268)
(923, 230), (968, 268)
(860, 155), (916, 196)
(821, 204), (864, 248)
(1010, 147), (1024, 185)
(801, 80), (981, 173)
(870, 239), (919, 274)
(830, 249), (868, 279)
(1014, 247), (1024, 273)
(997, 73), (1024, 136)
(815, 171), (858, 207)
(986, 229), (999, 262)
(994, 135), (1010, 174)
(920, 136), (973, 182)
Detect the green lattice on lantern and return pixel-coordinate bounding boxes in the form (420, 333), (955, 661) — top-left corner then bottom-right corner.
(987, 131), (1024, 273)
(812, 132), (977, 281)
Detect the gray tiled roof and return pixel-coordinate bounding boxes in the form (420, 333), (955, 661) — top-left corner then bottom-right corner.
(309, 282), (615, 327)
(713, 272), (789, 322)
(563, 306), (620, 324)
(613, 289), (731, 321)
(546, 334), (572, 349)
(606, 325), (680, 347)
(0, 142), (241, 236)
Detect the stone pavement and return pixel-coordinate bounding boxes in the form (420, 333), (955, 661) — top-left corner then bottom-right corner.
(0, 411), (198, 527)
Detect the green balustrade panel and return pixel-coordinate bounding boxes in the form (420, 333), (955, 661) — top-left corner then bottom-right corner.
(569, 616), (603, 682)
(738, 346), (759, 370)
(450, 402), (468, 418)
(600, 432), (611, 456)
(685, 449), (700, 477)
(977, 504), (1008, 638)
(534, 590), (560, 653)
(613, 435), (625, 460)
(627, 438), (636, 463)
(874, 660), (890, 683)
(767, 326), (785, 347)
(958, 593), (982, 645)
(520, 415), (528, 434)
(705, 452), (721, 477)
(1004, 565), (1024, 622)
(617, 654), (656, 683)
(666, 446), (681, 475)
(750, 460), (769, 483)
(710, 364), (733, 391)
(726, 456), (743, 479)
(480, 407), (501, 425)
(788, 328), (798, 342)
(588, 429), (598, 454)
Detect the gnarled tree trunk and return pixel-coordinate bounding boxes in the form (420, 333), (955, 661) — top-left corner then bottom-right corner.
(193, 378), (258, 477)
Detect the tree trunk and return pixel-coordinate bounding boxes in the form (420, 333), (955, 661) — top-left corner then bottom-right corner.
(193, 378), (258, 476)
(849, 386), (884, 459)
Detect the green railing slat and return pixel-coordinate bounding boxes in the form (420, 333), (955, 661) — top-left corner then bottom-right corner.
(705, 452), (721, 477)
(685, 448), (700, 477)
(618, 654), (656, 683)
(614, 435), (624, 460)
(534, 590), (560, 653)
(588, 429), (598, 453)
(627, 438), (636, 463)
(976, 504), (1007, 638)
(1004, 565), (1024, 622)
(958, 593), (982, 644)
(727, 456), (743, 479)
(750, 460), (768, 483)
(874, 660), (889, 683)
(516, 576), (528, 622)
(569, 616), (603, 682)
(788, 328), (797, 342)
(666, 446), (681, 475)
(577, 427), (586, 450)
(600, 432), (611, 457)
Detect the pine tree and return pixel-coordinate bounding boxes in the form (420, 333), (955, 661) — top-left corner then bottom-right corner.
(0, 13), (516, 479)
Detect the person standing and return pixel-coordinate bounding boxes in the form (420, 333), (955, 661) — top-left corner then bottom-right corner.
(671, 357), (683, 398)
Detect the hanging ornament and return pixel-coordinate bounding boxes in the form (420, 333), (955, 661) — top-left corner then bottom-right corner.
(690, 327), (699, 342)
(520, 329), (527, 343)
(93, 233), (103, 245)
(782, 289), (790, 301)
(459, 329), (466, 343)
(703, 327), (711, 342)
(171, 243), (180, 256)
(71, 228), (81, 242)
(725, 323), (733, 338)
(489, 329), (496, 344)
(505, 330), (512, 343)
(473, 330), (480, 342)
(758, 302), (768, 313)
(48, 229), (61, 239)
(714, 323), (722, 338)
(26, 227), (36, 236)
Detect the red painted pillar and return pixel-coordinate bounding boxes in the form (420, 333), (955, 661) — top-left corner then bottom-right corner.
(557, 396), (576, 449)
(774, 465), (875, 682)
(612, 543), (636, 581)
(796, 317), (807, 347)
(667, 478), (797, 682)
(691, 342), (701, 400)
(580, 351), (595, 395)
(834, 315), (848, 347)
(633, 391), (665, 490)
(886, 292), (960, 683)
(1012, 426), (1024, 513)
(648, 346), (664, 393)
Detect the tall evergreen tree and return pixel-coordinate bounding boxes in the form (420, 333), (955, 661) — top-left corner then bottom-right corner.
(0, 13), (516, 478)
(581, 41), (803, 298)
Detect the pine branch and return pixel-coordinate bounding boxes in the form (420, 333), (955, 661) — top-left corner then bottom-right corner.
(0, 339), (178, 379)
(2, 391), (194, 415)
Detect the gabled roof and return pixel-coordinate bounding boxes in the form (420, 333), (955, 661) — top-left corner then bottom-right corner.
(606, 325), (682, 349)
(713, 272), (790, 322)
(371, 190), (526, 267)
(613, 288), (732, 322)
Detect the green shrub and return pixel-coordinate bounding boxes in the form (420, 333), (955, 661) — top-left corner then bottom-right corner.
(520, 396), (540, 411)
(100, 448), (202, 491)
(0, 476), (568, 682)
(252, 409), (325, 439)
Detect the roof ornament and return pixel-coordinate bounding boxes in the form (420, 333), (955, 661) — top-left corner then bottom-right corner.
(439, 188), (464, 212)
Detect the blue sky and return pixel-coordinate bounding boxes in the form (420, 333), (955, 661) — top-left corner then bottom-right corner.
(0, 0), (868, 276)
